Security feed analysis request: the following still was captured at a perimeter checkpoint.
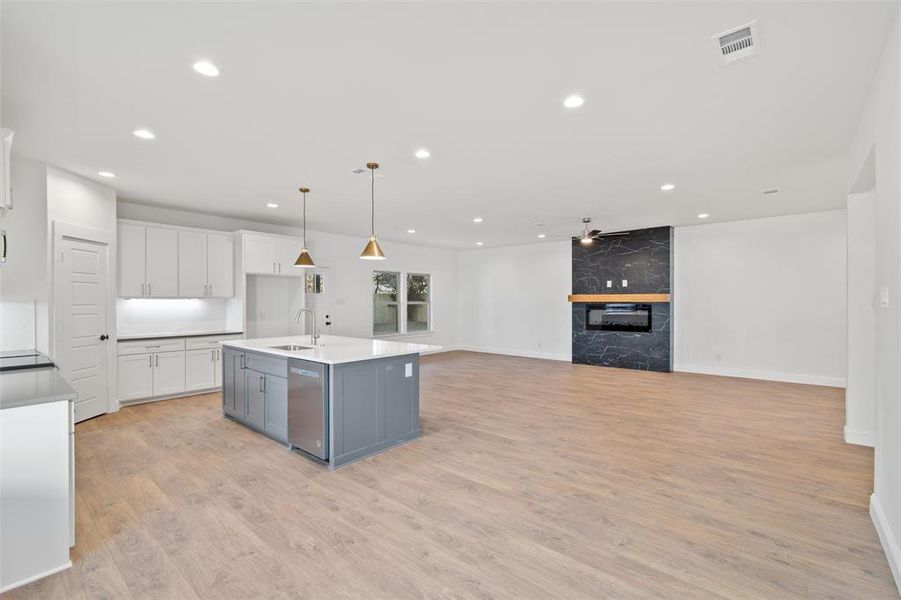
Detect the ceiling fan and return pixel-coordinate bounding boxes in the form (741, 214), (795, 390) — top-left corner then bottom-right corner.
(572, 217), (630, 245)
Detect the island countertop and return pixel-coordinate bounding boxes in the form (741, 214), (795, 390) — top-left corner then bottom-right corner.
(221, 334), (441, 365)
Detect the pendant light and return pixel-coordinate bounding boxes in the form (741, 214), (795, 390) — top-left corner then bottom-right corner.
(294, 187), (316, 268)
(359, 162), (386, 260)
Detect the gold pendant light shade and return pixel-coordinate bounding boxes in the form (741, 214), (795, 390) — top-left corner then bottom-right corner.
(360, 162), (386, 260)
(359, 235), (386, 260)
(294, 187), (316, 268)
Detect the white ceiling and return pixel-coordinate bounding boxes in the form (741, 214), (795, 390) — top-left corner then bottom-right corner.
(1, 2), (893, 249)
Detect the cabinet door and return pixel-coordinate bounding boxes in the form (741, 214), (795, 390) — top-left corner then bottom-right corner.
(185, 348), (215, 392)
(264, 375), (288, 442)
(145, 227), (179, 297)
(117, 353), (153, 401)
(244, 370), (266, 428)
(152, 351), (186, 396)
(277, 238), (304, 276)
(244, 235), (276, 275)
(207, 234), (234, 297)
(213, 349), (222, 387)
(118, 224), (146, 297)
(178, 230), (208, 298)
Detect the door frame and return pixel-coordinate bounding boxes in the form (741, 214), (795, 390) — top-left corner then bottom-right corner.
(51, 220), (118, 416)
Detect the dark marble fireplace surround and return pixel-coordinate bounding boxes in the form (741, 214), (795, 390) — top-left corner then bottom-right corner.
(572, 226), (673, 372)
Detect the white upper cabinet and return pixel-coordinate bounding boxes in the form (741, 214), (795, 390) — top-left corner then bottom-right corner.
(118, 223), (146, 297)
(242, 232), (304, 276)
(244, 234), (278, 274)
(117, 221), (234, 298)
(207, 234), (234, 297)
(178, 230), (208, 298)
(145, 227), (179, 297)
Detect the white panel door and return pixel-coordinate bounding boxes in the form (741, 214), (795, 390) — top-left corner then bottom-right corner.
(145, 227), (178, 297)
(117, 223), (145, 297)
(152, 351), (186, 396)
(178, 230), (208, 298)
(278, 238), (304, 276)
(58, 237), (110, 422)
(185, 348), (215, 391)
(207, 234), (234, 297)
(244, 234), (276, 274)
(117, 353), (153, 401)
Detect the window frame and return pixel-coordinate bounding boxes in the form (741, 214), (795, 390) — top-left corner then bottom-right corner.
(371, 270), (433, 337)
(372, 270), (401, 336)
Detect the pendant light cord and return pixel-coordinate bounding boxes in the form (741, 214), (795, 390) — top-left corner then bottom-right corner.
(302, 191), (306, 245)
(370, 166), (375, 236)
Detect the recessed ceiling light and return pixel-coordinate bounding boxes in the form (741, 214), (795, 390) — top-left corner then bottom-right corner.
(473, 217), (483, 223)
(407, 229), (416, 234)
(476, 241), (484, 246)
(133, 129), (155, 140)
(563, 94), (585, 109)
(414, 148), (430, 159)
(697, 213), (709, 219)
(266, 203), (278, 209)
(660, 183), (675, 192)
(193, 61), (220, 77)
(98, 171), (115, 178)
(537, 233), (546, 239)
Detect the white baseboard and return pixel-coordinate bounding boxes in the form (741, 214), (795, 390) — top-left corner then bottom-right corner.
(0, 560), (72, 594)
(673, 363), (846, 388)
(843, 426), (875, 447)
(455, 345), (571, 362)
(870, 493), (901, 594)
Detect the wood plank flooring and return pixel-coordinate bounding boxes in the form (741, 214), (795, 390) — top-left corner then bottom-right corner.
(4, 351), (897, 599)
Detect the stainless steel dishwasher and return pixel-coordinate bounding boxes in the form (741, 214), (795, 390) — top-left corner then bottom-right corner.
(287, 359), (328, 461)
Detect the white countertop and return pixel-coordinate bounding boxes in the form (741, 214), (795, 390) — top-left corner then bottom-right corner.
(0, 366), (78, 410)
(222, 334), (441, 365)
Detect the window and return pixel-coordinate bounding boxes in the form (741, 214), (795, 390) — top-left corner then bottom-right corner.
(372, 271), (432, 336)
(406, 273), (431, 332)
(373, 271), (400, 335)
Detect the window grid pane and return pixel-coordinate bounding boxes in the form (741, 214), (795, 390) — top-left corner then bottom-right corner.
(406, 274), (430, 332)
(373, 271), (400, 335)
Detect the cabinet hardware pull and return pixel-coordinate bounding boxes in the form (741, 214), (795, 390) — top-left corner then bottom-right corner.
(259, 376), (264, 392)
(211, 350), (215, 362)
(240, 355), (245, 369)
(149, 355), (152, 368)
(141, 283), (145, 296)
(148, 283), (152, 295)
(155, 354), (159, 367)
(208, 283), (212, 295)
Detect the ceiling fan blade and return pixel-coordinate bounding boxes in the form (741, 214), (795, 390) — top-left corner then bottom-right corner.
(596, 232), (630, 237)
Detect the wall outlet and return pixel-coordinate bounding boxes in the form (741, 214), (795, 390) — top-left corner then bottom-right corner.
(606, 280), (612, 288)
(405, 363), (412, 378)
(622, 279), (628, 287)
(879, 285), (891, 308)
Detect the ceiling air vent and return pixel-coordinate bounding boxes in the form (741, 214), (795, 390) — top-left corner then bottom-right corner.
(713, 20), (760, 66)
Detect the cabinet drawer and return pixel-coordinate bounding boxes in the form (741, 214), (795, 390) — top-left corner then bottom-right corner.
(185, 334), (243, 350)
(244, 351), (288, 378)
(118, 338), (186, 355)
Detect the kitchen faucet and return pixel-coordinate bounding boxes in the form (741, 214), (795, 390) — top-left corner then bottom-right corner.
(294, 308), (319, 345)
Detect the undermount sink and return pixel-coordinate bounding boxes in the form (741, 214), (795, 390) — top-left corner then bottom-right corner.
(270, 344), (315, 352)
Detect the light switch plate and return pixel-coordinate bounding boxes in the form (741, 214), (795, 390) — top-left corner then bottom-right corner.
(879, 285), (891, 308)
(405, 363), (412, 378)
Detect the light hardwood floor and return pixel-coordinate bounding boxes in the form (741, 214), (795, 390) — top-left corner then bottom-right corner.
(4, 351), (897, 599)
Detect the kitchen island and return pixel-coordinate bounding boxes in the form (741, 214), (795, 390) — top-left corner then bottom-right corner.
(220, 335), (439, 468)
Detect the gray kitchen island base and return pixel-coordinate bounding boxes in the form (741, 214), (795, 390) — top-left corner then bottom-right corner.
(222, 347), (420, 469)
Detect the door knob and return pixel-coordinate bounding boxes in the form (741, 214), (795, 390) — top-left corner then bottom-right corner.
(99, 334), (109, 341)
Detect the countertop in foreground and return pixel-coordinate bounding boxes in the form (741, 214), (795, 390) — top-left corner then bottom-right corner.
(0, 366), (78, 411)
(222, 335), (441, 365)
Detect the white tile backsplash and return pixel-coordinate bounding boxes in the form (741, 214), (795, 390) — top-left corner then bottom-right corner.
(116, 298), (231, 337)
(0, 301), (36, 350)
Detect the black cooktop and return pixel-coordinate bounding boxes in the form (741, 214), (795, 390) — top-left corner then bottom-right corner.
(0, 350), (55, 372)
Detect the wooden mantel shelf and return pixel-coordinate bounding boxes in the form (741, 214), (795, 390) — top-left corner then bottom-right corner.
(567, 293), (671, 303)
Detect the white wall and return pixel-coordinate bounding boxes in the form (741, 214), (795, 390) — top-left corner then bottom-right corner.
(117, 298), (232, 337)
(0, 157), (48, 351)
(457, 241), (571, 361)
(673, 210), (847, 387)
(846, 191), (877, 446)
(848, 8), (901, 590)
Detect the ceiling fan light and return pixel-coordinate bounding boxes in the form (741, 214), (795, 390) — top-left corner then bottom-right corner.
(360, 235), (386, 260)
(580, 236), (593, 245)
(294, 248), (315, 268)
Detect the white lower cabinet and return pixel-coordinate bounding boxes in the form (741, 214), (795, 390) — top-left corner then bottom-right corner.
(117, 353), (154, 401)
(117, 335), (239, 403)
(186, 348), (216, 391)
